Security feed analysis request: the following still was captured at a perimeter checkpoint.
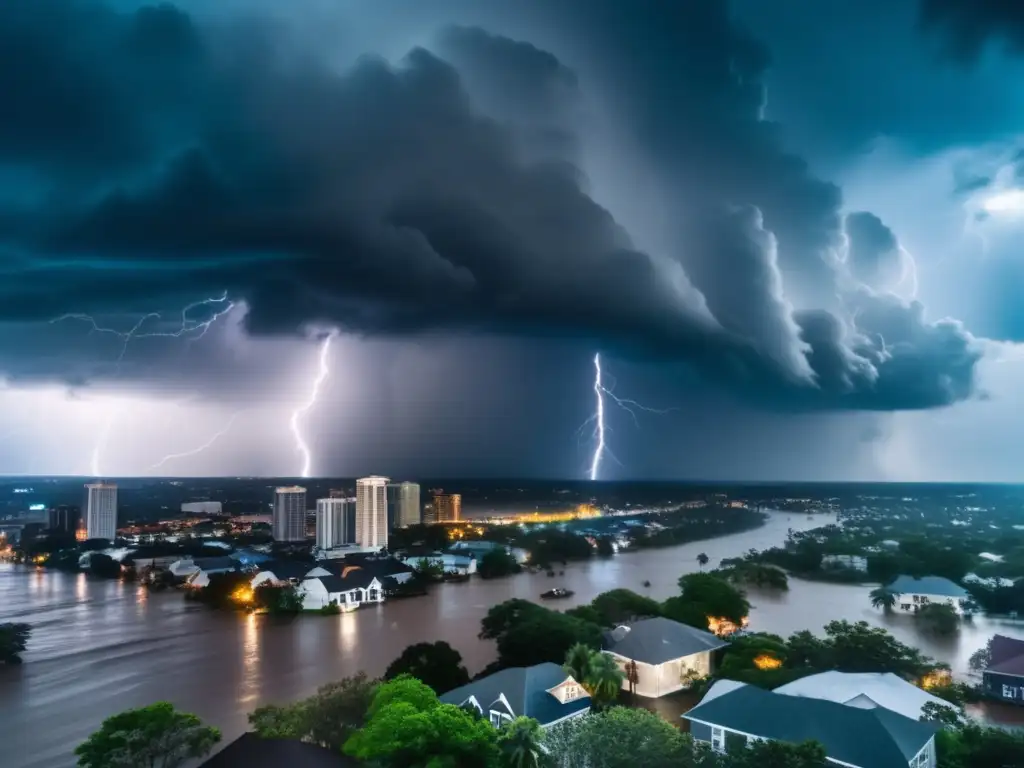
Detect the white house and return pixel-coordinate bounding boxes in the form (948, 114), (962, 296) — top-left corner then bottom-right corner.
(684, 680), (939, 768)
(886, 575), (971, 615)
(439, 663), (590, 728)
(249, 560), (316, 588)
(297, 566), (386, 611)
(601, 617), (729, 698)
(401, 552), (477, 576)
(773, 671), (951, 721)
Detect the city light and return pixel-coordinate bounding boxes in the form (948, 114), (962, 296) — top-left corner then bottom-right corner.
(231, 586), (254, 604)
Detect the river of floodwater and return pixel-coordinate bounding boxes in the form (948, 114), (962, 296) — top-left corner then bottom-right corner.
(3, 510), (1024, 768)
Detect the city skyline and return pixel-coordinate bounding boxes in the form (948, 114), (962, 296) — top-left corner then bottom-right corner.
(3, 1), (1024, 481)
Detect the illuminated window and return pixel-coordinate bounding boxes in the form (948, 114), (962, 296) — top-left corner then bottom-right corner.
(563, 685), (579, 701)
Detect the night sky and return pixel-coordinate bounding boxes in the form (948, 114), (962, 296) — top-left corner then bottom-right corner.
(2, 0), (1024, 481)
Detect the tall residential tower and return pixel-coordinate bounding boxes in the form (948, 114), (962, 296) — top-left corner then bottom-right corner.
(432, 491), (462, 523)
(398, 482), (421, 527)
(85, 483), (118, 540)
(316, 496), (356, 550)
(273, 486), (307, 542)
(355, 476), (389, 550)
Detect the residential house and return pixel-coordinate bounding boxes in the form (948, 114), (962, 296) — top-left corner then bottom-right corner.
(317, 555), (416, 584)
(983, 634), (1024, 705)
(773, 671), (951, 720)
(174, 556), (238, 586)
(684, 681), (939, 768)
(199, 733), (357, 767)
(401, 552), (477, 576)
(250, 560), (316, 588)
(886, 575), (970, 615)
(439, 662), (590, 728)
(298, 564), (387, 611)
(601, 617), (729, 698)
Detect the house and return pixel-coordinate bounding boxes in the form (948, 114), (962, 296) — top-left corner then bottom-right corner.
(983, 635), (1024, 705)
(601, 617), (729, 698)
(317, 556), (416, 584)
(251, 560), (316, 588)
(773, 671), (951, 720)
(684, 681), (939, 768)
(298, 564), (386, 611)
(449, 540), (530, 564)
(401, 552), (478, 576)
(439, 662), (590, 728)
(199, 733), (357, 767)
(886, 575), (970, 615)
(178, 556), (239, 587)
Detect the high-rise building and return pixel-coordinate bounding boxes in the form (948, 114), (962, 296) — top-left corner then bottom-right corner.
(329, 488), (349, 499)
(355, 476), (389, 549)
(432, 491), (462, 523)
(316, 496), (356, 550)
(85, 483), (118, 541)
(399, 482), (422, 527)
(273, 486), (307, 542)
(386, 483), (400, 531)
(48, 505), (81, 535)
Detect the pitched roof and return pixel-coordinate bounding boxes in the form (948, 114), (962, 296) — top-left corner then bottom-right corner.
(320, 557), (414, 579)
(258, 560), (312, 580)
(312, 571), (381, 593)
(886, 575), (968, 598)
(774, 671), (949, 721)
(602, 617), (728, 665)
(683, 683), (938, 768)
(987, 634), (1024, 676)
(199, 733), (357, 768)
(193, 556), (238, 572)
(439, 662), (590, 726)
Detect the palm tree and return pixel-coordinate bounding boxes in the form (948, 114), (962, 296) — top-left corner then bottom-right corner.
(697, 553), (710, 570)
(563, 643), (594, 685)
(870, 587), (899, 612)
(498, 716), (545, 768)
(586, 652), (625, 710)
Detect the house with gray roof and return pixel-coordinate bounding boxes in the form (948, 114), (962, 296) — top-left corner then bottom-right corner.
(439, 662), (590, 728)
(601, 616), (729, 698)
(886, 575), (970, 615)
(684, 681), (939, 768)
(983, 634), (1024, 705)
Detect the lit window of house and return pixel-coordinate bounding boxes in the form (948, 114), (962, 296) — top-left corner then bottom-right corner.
(563, 684), (580, 702)
(711, 727), (724, 752)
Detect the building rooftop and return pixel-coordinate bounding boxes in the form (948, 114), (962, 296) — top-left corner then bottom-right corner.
(440, 662), (590, 725)
(774, 671), (950, 721)
(988, 635), (1024, 677)
(886, 575), (969, 598)
(602, 617), (728, 665)
(199, 733), (356, 768)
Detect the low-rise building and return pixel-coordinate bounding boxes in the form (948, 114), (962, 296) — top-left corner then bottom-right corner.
(449, 540), (529, 564)
(601, 617), (729, 698)
(183, 556), (241, 588)
(983, 634), (1024, 705)
(886, 575), (970, 615)
(684, 680), (938, 768)
(773, 671), (950, 721)
(299, 570), (386, 611)
(251, 560), (316, 588)
(401, 552), (477, 576)
(439, 662), (590, 728)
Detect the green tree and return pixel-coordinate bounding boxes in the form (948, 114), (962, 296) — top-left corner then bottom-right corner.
(869, 587), (898, 612)
(344, 676), (499, 767)
(544, 707), (692, 768)
(697, 553), (710, 570)
(920, 701), (966, 729)
(478, 549), (522, 579)
(723, 739), (828, 768)
(664, 574), (750, 630)
(823, 620), (936, 678)
(248, 673), (377, 750)
(968, 639), (993, 673)
(589, 589), (662, 626)
(413, 558), (445, 581)
(480, 599), (547, 641)
(563, 642), (595, 684)
(384, 641), (470, 694)
(254, 584), (303, 614)
(918, 603), (960, 636)
(935, 721), (1024, 768)
(497, 613), (601, 668)
(585, 652), (625, 709)
(75, 702), (220, 768)
(89, 553), (122, 579)
(497, 716), (545, 768)
(0, 622), (30, 664)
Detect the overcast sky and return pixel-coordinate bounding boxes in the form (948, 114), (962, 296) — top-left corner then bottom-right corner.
(3, 0), (1024, 481)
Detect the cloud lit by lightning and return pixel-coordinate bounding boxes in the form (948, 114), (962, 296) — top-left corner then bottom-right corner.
(91, 411), (115, 477)
(149, 412), (241, 471)
(582, 352), (677, 481)
(290, 333), (336, 479)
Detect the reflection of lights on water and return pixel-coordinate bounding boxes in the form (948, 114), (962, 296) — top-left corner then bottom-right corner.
(238, 613), (261, 706)
(75, 572), (87, 601)
(337, 610), (358, 655)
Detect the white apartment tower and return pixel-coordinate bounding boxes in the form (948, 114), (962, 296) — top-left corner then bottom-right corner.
(85, 483), (118, 541)
(273, 486), (307, 542)
(316, 496), (356, 550)
(355, 476), (389, 550)
(398, 482), (422, 527)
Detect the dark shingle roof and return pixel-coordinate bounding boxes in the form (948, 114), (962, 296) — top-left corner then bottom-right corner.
(602, 617), (728, 665)
(683, 683), (938, 768)
(988, 634), (1024, 676)
(199, 733), (357, 767)
(193, 556), (238, 572)
(886, 575), (968, 598)
(439, 662), (590, 726)
(259, 560), (313, 580)
(313, 571), (380, 593)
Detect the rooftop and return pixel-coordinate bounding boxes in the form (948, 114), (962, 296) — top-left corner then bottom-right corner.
(886, 575), (969, 598)
(440, 662), (589, 725)
(988, 634), (1024, 677)
(773, 671), (950, 721)
(602, 617), (729, 665)
(199, 733), (356, 768)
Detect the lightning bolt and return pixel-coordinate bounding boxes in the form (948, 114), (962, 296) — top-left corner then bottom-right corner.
(290, 333), (335, 479)
(582, 352), (677, 481)
(91, 411), (115, 477)
(149, 413), (241, 471)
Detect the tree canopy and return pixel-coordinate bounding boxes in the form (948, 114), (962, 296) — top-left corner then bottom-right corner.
(663, 573), (750, 630)
(384, 641), (470, 694)
(0, 622), (30, 664)
(481, 599), (602, 669)
(75, 702), (220, 768)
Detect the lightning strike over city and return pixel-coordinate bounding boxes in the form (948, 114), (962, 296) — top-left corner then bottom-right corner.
(149, 413), (241, 471)
(290, 333), (336, 479)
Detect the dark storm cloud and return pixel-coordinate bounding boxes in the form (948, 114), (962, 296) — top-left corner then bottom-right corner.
(0, 0), (984, 412)
(919, 0), (1024, 61)
(844, 212), (905, 290)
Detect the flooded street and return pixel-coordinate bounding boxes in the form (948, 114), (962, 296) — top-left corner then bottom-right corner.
(3, 510), (1023, 767)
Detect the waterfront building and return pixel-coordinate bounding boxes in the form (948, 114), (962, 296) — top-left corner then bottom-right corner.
(684, 681), (938, 768)
(773, 671), (950, 721)
(315, 496), (356, 550)
(272, 486), (307, 542)
(297, 557), (414, 610)
(399, 481), (421, 527)
(601, 617), (728, 698)
(449, 539), (529, 564)
(439, 663), (591, 728)
(982, 635), (1024, 705)
(432, 491), (461, 523)
(48, 504), (81, 535)
(84, 483), (118, 541)
(250, 560), (315, 588)
(400, 551), (477, 576)
(886, 575), (970, 615)
(355, 476), (389, 549)
(386, 482), (401, 531)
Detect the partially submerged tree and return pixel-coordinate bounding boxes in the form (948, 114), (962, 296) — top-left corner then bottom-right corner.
(75, 702), (220, 768)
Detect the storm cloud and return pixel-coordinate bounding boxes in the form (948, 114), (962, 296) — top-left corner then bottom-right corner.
(0, 0), (987, 415)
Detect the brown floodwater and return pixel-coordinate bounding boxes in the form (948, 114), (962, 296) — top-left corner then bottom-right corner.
(3, 510), (1024, 768)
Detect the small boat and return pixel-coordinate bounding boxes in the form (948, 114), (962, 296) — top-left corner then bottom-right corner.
(541, 588), (574, 600)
